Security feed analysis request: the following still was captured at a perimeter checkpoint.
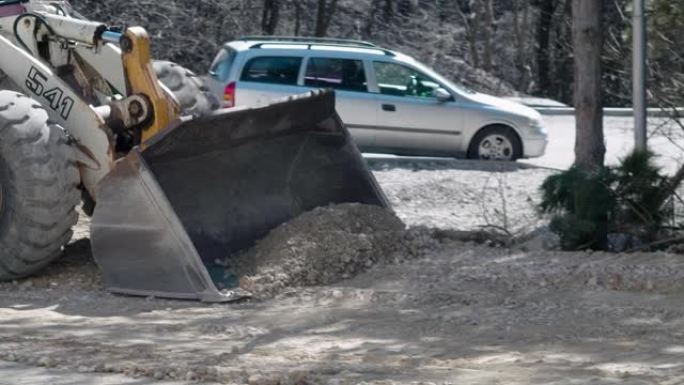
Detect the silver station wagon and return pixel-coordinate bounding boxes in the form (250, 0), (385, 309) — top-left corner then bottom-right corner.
(206, 37), (548, 161)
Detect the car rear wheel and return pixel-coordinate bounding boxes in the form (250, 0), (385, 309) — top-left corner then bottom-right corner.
(468, 125), (522, 161)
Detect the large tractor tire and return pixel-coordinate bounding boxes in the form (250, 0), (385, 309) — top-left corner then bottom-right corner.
(153, 61), (220, 117)
(0, 91), (80, 280)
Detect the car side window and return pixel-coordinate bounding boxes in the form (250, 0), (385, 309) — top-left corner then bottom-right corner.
(304, 58), (368, 92)
(373, 61), (440, 98)
(210, 48), (237, 82)
(240, 56), (302, 85)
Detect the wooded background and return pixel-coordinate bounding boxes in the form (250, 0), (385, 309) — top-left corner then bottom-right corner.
(72, 0), (683, 107)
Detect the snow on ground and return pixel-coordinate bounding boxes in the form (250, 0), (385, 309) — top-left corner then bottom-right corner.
(1, 157), (684, 384)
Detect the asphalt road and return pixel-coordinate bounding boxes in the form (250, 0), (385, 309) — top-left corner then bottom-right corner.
(522, 114), (684, 174)
(365, 115), (684, 174)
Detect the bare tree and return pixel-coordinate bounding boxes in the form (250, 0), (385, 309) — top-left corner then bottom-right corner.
(551, 0), (573, 102)
(261, 0), (280, 35)
(572, 0), (605, 170)
(533, 0), (558, 95)
(314, 0), (339, 37)
(293, 0), (302, 36)
(383, 0), (395, 21)
(512, 0), (530, 87)
(456, 0), (480, 68)
(398, 0), (417, 16)
(482, 0), (494, 72)
(362, 0), (381, 38)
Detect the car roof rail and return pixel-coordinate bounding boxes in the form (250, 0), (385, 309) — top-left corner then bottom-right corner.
(237, 36), (396, 57)
(239, 36), (379, 48)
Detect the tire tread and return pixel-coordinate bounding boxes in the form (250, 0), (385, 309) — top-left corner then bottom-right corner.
(0, 91), (79, 280)
(153, 61), (220, 117)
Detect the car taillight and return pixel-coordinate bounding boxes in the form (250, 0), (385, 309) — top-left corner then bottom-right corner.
(223, 82), (236, 108)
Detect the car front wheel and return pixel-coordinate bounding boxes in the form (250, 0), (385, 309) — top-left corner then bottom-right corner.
(467, 126), (522, 161)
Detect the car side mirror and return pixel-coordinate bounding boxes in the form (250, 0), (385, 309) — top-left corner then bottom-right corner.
(434, 88), (453, 102)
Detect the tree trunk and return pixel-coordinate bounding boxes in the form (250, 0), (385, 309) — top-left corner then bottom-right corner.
(314, 0), (339, 37)
(457, 1), (480, 68)
(572, 0), (605, 170)
(535, 0), (557, 95)
(383, 0), (394, 21)
(363, 0), (381, 38)
(261, 0), (280, 35)
(550, 0), (573, 103)
(482, 0), (494, 72)
(293, 0), (302, 36)
(398, 0), (416, 16)
(512, 0), (530, 87)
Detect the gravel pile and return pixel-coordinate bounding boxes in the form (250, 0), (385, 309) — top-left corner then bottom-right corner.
(221, 203), (441, 299)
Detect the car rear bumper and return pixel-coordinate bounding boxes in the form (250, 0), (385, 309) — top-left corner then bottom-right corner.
(522, 135), (548, 158)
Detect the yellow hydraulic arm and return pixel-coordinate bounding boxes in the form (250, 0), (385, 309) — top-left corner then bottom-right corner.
(120, 27), (181, 146)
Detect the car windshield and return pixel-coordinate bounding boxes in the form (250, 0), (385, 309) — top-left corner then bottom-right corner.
(408, 60), (477, 95)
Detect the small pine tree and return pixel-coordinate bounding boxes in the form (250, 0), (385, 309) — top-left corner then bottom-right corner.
(540, 151), (671, 251)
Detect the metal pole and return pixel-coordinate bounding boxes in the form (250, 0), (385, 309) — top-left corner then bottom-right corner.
(633, 0), (648, 151)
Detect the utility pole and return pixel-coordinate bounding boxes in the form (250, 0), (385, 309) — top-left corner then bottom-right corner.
(633, 0), (647, 152)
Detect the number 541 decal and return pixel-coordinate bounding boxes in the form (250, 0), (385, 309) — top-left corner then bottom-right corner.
(25, 66), (75, 120)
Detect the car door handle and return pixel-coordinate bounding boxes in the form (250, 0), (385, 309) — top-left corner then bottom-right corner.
(382, 104), (396, 112)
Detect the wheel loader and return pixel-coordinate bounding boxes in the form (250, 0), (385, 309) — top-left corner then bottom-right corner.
(0, 0), (388, 301)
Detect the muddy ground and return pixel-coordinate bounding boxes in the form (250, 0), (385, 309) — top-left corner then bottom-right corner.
(1, 162), (684, 384)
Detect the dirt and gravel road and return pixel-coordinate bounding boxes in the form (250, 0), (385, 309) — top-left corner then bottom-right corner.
(0, 361), (185, 385)
(1, 161), (684, 384)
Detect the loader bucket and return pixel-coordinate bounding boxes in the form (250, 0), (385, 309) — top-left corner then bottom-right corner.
(90, 91), (389, 302)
